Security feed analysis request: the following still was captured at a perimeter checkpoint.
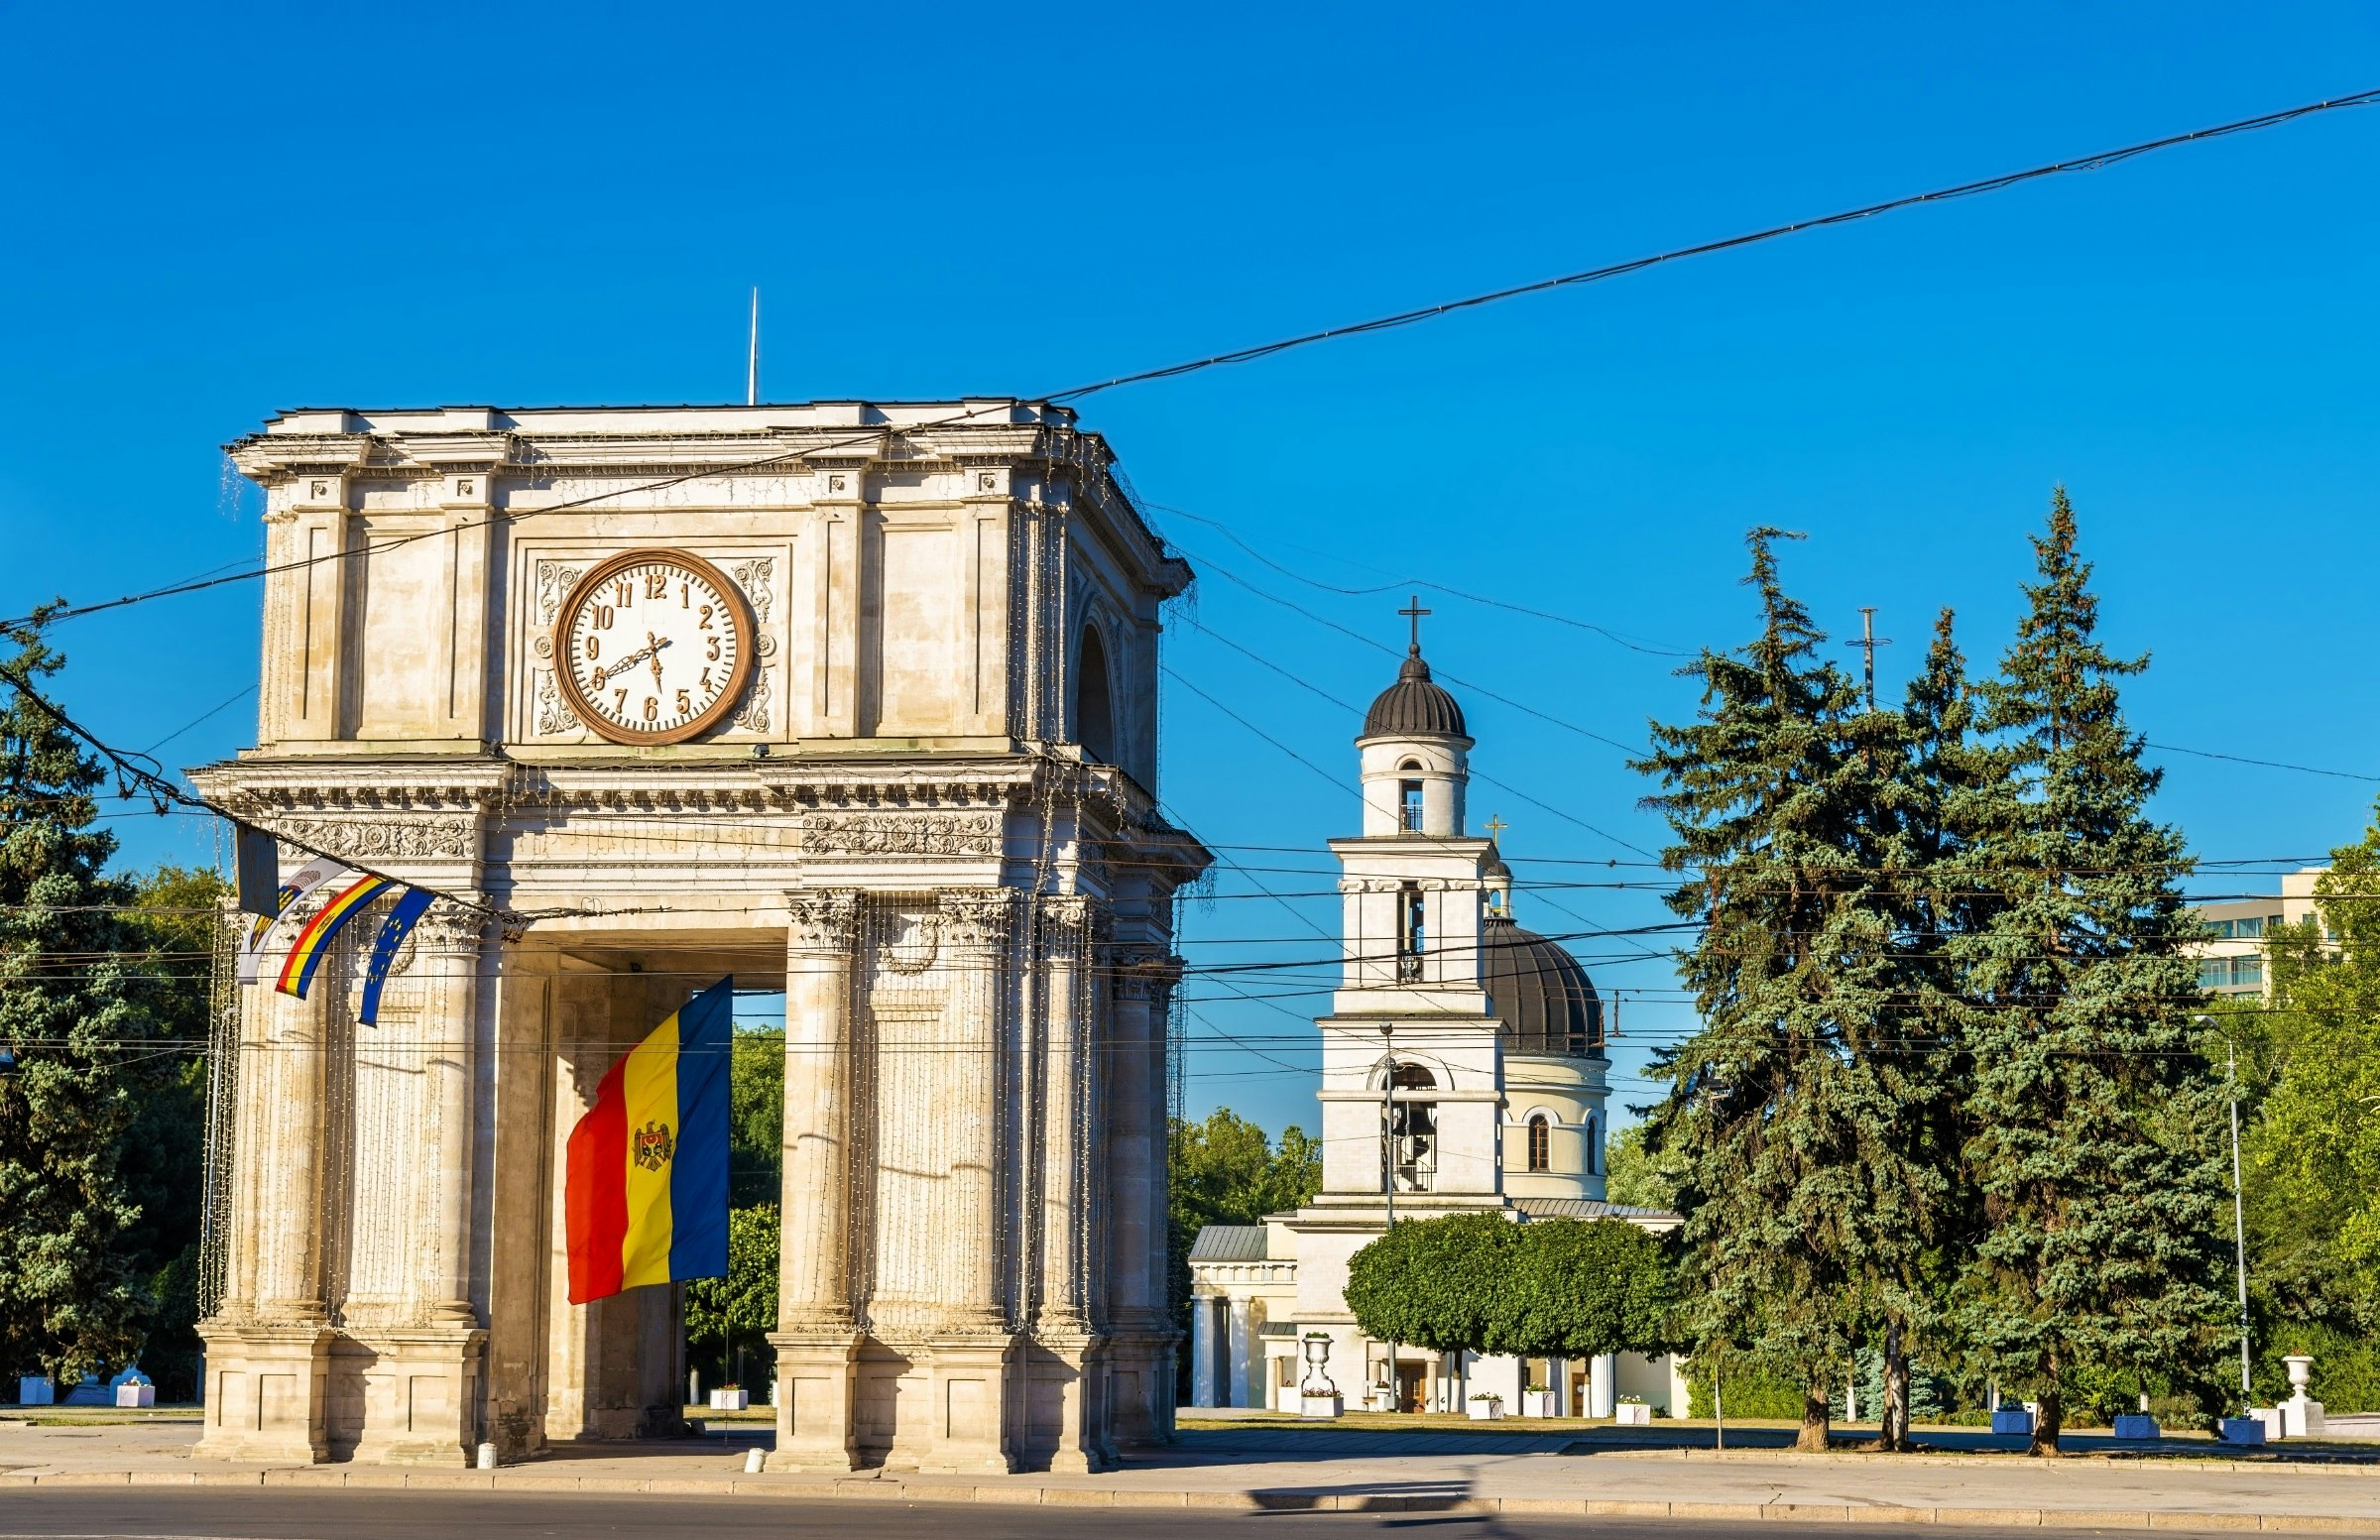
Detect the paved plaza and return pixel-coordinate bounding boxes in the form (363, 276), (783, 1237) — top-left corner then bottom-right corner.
(4, 1413), (2376, 1531)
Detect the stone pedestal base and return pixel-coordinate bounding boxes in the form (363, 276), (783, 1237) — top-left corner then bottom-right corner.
(349, 1327), (487, 1466)
(918, 1337), (1016, 1474)
(1103, 1329), (1179, 1448)
(195, 1320), (333, 1464)
(767, 1329), (863, 1472)
(1031, 1334), (1116, 1473)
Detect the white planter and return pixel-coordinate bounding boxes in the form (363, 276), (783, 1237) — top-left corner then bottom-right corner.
(1467, 1399), (1504, 1421)
(2111, 1414), (2158, 1440)
(1614, 1402), (1652, 1426)
(114, 1383), (155, 1408)
(707, 1388), (748, 1411)
(1300, 1392), (1342, 1420)
(1520, 1389), (1558, 1418)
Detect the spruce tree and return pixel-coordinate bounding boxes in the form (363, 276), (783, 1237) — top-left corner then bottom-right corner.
(0, 607), (163, 1385)
(1637, 529), (1930, 1451)
(1952, 491), (2232, 1455)
(1868, 609), (1991, 1449)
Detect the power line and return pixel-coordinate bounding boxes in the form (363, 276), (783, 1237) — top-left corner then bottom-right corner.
(1043, 89), (2380, 401)
(18, 88), (2376, 638)
(2147, 742), (2380, 784)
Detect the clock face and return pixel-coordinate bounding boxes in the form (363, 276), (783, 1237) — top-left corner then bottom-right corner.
(551, 549), (755, 746)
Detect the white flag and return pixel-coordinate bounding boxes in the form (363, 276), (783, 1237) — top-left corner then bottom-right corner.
(235, 855), (355, 986)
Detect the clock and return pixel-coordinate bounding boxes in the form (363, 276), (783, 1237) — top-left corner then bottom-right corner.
(551, 549), (756, 746)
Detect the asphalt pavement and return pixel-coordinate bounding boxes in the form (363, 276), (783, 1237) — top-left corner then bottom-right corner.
(0, 1487), (2249, 1540)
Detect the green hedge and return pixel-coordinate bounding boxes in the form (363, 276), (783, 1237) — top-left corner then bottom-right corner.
(1683, 1361), (1806, 1419)
(2255, 1323), (2380, 1414)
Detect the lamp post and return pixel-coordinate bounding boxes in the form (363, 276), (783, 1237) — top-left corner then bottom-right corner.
(2196, 1013), (2253, 1412)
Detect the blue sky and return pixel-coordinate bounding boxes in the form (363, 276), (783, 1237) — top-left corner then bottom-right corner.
(4, 4), (2377, 1137)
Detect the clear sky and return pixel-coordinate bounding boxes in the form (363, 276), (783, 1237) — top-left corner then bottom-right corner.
(5, 4), (2377, 1139)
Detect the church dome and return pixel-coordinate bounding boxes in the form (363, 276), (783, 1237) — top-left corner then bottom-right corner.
(1484, 912), (1603, 1057)
(1363, 651), (1468, 739)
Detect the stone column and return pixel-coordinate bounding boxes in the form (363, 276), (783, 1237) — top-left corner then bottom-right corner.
(1032, 897), (1112, 1471)
(1590, 1353), (1616, 1418)
(1189, 1297), (1216, 1409)
(768, 888), (865, 1472)
(1102, 949), (1178, 1445)
(357, 899), (489, 1466)
(920, 888), (1017, 1475)
(1227, 1299), (1252, 1409)
(197, 899), (334, 1463)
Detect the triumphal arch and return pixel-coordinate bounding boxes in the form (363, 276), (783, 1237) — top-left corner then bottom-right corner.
(191, 401), (1208, 1474)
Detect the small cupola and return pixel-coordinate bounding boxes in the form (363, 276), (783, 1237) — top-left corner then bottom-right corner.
(1356, 599), (1473, 838)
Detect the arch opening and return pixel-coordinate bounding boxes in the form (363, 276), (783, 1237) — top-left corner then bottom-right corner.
(1075, 624), (1117, 765)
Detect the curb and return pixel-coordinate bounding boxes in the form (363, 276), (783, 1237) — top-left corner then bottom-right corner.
(2, 1469), (2377, 1531)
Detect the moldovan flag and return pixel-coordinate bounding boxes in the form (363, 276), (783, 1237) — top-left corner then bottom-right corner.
(564, 977), (734, 1305)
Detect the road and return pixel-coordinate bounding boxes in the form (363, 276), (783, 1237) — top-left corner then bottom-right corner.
(0, 1488), (2268, 1539)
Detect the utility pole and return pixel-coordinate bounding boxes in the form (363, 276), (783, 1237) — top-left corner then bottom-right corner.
(2197, 1014), (2254, 1411)
(1851, 607), (1891, 712)
(1381, 1024), (1397, 1411)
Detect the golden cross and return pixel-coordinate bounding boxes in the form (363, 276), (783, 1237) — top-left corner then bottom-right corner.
(1485, 815), (1507, 843)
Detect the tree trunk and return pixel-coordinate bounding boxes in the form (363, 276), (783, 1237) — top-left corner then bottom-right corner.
(1798, 1383), (1832, 1452)
(2030, 1362), (2063, 1458)
(1881, 1319), (1910, 1452)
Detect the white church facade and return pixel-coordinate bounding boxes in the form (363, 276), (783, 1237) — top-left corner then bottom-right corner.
(192, 401), (1206, 1473)
(1187, 641), (1684, 1418)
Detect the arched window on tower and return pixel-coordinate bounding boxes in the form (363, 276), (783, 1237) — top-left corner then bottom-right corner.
(1396, 883), (1426, 982)
(1386, 1062), (1438, 1193)
(1397, 760), (1425, 833)
(1526, 1113), (1551, 1173)
(1075, 624), (1116, 765)
(1584, 1113), (1599, 1176)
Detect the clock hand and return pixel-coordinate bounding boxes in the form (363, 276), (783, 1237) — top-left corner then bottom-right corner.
(646, 633), (668, 691)
(592, 639), (662, 687)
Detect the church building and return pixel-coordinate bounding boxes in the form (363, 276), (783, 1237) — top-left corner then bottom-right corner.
(1186, 633), (1682, 1418)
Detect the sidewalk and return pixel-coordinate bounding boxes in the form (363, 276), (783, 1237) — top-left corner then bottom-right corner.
(5, 1415), (2378, 1532)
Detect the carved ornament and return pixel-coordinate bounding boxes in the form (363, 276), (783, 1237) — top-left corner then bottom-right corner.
(784, 888), (862, 953)
(805, 810), (1002, 858)
(276, 817), (478, 862)
(937, 888), (1016, 950)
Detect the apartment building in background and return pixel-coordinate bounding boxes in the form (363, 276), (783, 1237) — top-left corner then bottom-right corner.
(2188, 867), (2329, 1002)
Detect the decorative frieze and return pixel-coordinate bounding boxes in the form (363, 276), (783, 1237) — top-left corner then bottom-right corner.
(805, 811), (1003, 858)
(276, 818), (479, 863)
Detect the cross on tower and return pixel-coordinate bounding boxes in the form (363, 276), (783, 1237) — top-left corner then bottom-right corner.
(1398, 595), (1431, 653)
(1484, 815), (1507, 843)
(1850, 607), (1892, 713)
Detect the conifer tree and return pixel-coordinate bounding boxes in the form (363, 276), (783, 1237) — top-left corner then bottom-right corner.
(0, 607), (165, 1384)
(1868, 609), (1989, 1450)
(1952, 491), (2231, 1455)
(1637, 529), (1933, 1451)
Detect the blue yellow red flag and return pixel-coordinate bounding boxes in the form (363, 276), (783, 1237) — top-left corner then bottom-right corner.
(563, 978), (734, 1304)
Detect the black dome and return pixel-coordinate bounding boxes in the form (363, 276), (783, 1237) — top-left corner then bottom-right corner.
(1363, 651), (1469, 739)
(1484, 912), (1604, 1057)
